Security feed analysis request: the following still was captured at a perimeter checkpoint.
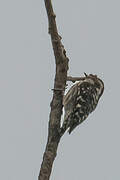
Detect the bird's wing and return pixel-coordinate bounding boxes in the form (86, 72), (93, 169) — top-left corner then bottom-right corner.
(63, 83), (78, 121)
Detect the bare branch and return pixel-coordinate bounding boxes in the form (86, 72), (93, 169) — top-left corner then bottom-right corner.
(67, 76), (86, 83)
(38, 0), (69, 180)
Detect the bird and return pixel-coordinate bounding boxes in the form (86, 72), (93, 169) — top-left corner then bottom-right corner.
(60, 73), (104, 134)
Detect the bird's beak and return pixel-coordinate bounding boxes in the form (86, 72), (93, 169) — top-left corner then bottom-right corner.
(84, 72), (88, 77)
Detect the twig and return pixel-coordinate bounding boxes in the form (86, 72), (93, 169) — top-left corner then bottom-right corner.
(67, 76), (86, 83)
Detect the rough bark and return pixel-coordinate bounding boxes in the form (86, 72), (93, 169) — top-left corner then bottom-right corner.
(38, 0), (69, 180)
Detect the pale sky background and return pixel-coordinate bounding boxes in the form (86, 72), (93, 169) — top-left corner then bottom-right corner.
(0, 0), (120, 180)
